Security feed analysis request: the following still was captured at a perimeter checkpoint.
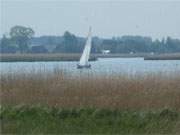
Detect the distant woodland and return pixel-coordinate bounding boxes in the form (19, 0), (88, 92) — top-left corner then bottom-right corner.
(1, 25), (180, 54)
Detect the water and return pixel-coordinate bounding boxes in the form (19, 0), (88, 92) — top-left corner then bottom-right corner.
(1, 58), (180, 75)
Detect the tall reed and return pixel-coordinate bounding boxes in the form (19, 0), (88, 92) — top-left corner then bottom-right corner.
(1, 69), (180, 110)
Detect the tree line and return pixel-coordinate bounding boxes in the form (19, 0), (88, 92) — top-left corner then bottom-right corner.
(1, 25), (180, 54)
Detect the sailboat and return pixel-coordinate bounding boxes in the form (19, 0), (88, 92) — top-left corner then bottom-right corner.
(77, 27), (92, 69)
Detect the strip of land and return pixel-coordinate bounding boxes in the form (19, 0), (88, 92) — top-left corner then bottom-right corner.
(144, 53), (180, 60)
(0, 53), (150, 62)
(0, 53), (96, 62)
(1, 53), (180, 62)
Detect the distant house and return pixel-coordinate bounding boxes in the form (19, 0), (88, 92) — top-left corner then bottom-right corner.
(101, 50), (110, 54)
(150, 52), (155, 55)
(130, 51), (134, 55)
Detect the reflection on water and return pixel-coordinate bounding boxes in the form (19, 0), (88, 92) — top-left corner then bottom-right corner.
(1, 58), (180, 76)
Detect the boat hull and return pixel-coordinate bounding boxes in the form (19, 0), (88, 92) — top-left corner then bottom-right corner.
(77, 64), (91, 69)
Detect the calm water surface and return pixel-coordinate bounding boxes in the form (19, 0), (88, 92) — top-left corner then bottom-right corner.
(1, 58), (180, 75)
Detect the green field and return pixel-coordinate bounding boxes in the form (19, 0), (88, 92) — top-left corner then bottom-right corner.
(1, 106), (180, 134)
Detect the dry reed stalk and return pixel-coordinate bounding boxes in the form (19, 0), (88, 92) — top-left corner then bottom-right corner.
(1, 70), (180, 110)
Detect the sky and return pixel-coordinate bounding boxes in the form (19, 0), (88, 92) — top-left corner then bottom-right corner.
(1, 0), (180, 39)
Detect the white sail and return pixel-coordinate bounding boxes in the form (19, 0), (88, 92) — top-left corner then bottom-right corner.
(79, 27), (92, 66)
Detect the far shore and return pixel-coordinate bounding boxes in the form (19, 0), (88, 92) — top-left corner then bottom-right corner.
(0, 53), (96, 62)
(0, 53), (180, 62)
(144, 53), (180, 60)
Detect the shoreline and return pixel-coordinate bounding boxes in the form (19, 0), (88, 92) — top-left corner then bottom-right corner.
(1, 53), (180, 62)
(144, 53), (180, 60)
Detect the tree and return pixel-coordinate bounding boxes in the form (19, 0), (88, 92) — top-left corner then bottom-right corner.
(10, 26), (35, 53)
(166, 37), (180, 53)
(63, 31), (78, 53)
(31, 45), (48, 53)
(0, 35), (9, 48)
(0, 35), (17, 53)
(151, 39), (162, 53)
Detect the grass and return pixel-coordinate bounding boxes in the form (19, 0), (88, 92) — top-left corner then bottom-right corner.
(1, 106), (180, 134)
(1, 69), (180, 133)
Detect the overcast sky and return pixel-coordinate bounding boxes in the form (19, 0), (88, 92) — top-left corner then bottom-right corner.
(1, 0), (180, 39)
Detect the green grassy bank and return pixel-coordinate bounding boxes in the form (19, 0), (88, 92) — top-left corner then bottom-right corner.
(1, 106), (180, 134)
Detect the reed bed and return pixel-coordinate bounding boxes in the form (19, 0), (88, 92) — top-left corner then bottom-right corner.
(1, 69), (180, 110)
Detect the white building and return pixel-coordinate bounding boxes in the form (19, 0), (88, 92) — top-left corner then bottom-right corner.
(101, 50), (110, 54)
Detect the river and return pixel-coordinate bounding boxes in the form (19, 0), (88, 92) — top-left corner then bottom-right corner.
(1, 58), (180, 76)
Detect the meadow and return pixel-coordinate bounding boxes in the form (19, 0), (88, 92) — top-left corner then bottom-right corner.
(1, 69), (180, 134)
(1, 106), (180, 134)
